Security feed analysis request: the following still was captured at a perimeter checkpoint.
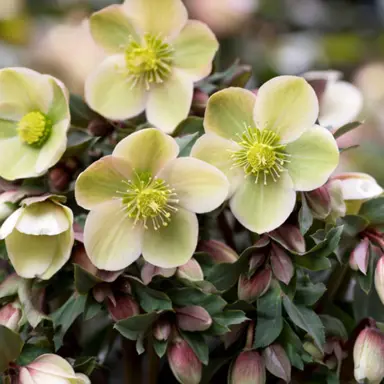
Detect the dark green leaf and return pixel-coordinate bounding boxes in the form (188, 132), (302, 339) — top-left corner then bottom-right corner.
(17, 344), (52, 366)
(74, 356), (98, 376)
(339, 215), (369, 237)
(74, 264), (102, 294)
(69, 94), (99, 127)
(153, 339), (168, 358)
(295, 281), (327, 306)
(278, 321), (305, 370)
(213, 310), (248, 327)
(357, 243), (377, 294)
(84, 296), (103, 321)
(179, 331), (209, 365)
(359, 197), (384, 225)
(293, 255), (331, 271)
(173, 117), (204, 137)
(65, 129), (98, 157)
(333, 121), (362, 139)
(115, 312), (159, 341)
(0, 325), (23, 373)
(299, 193), (313, 235)
(319, 315), (348, 340)
(175, 132), (200, 157)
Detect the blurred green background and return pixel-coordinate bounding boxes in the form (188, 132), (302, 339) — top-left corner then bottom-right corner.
(1, 0), (384, 183)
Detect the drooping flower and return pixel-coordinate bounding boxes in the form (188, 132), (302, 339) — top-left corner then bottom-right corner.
(191, 76), (339, 233)
(0, 67), (70, 180)
(18, 354), (90, 384)
(0, 195), (74, 279)
(85, 0), (219, 133)
(75, 128), (229, 271)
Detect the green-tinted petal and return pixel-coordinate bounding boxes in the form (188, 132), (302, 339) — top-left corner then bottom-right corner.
(113, 128), (179, 174)
(5, 230), (73, 279)
(146, 69), (193, 133)
(46, 77), (70, 124)
(0, 118), (17, 140)
(75, 155), (133, 210)
(230, 172), (296, 233)
(191, 133), (243, 197)
(0, 102), (25, 122)
(84, 200), (143, 271)
(159, 157), (229, 213)
(27, 354), (78, 377)
(85, 55), (147, 121)
(142, 208), (198, 268)
(90, 4), (139, 53)
(285, 125), (339, 191)
(172, 20), (218, 81)
(254, 76), (319, 143)
(122, 0), (188, 39)
(0, 208), (23, 239)
(204, 87), (256, 140)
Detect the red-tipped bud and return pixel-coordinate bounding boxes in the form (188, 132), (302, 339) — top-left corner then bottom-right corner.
(92, 283), (114, 303)
(192, 89), (209, 113)
(238, 269), (272, 303)
(262, 344), (291, 382)
(198, 240), (238, 264)
(248, 252), (266, 275)
(176, 305), (212, 332)
(88, 118), (114, 137)
(167, 339), (202, 384)
(107, 295), (140, 321)
(48, 167), (71, 192)
(176, 258), (204, 282)
(269, 224), (306, 253)
(0, 302), (21, 332)
(305, 186), (332, 219)
(375, 256), (384, 305)
(153, 318), (172, 341)
(354, 327), (384, 383)
(140, 262), (176, 285)
(350, 237), (370, 275)
(229, 351), (266, 384)
(270, 244), (294, 285)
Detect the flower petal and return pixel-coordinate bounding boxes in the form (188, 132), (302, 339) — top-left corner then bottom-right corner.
(85, 55), (147, 121)
(45, 77), (70, 124)
(204, 87), (256, 140)
(0, 102), (25, 122)
(172, 20), (218, 81)
(191, 133), (243, 197)
(75, 155), (133, 210)
(113, 128), (179, 174)
(159, 157), (229, 213)
(122, 0), (188, 39)
(146, 69), (193, 133)
(84, 200), (143, 271)
(28, 354), (77, 378)
(142, 208), (198, 268)
(90, 4), (139, 53)
(0, 208), (23, 239)
(285, 125), (339, 191)
(230, 172), (296, 233)
(319, 81), (363, 130)
(254, 76), (319, 143)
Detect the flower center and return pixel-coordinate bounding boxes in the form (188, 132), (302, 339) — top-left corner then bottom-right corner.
(124, 34), (173, 89)
(17, 111), (52, 148)
(231, 127), (290, 184)
(119, 173), (178, 230)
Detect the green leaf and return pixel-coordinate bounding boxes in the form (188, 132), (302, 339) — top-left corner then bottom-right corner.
(115, 312), (159, 341)
(51, 294), (87, 350)
(175, 132), (201, 157)
(17, 344), (52, 366)
(179, 331), (209, 365)
(65, 128), (98, 157)
(254, 284), (283, 348)
(74, 264), (102, 294)
(339, 215), (369, 237)
(333, 121), (362, 139)
(359, 197), (384, 225)
(357, 243), (377, 294)
(213, 310), (248, 327)
(278, 320), (304, 370)
(69, 94), (99, 127)
(83, 296), (102, 321)
(0, 325), (23, 373)
(282, 297), (325, 351)
(173, 117), (204, 137)
(293, 255), (331, 271)
(319, 315), (348, 340)
(299, 193), (313, 235)
(74, 356), (98, 376)
(153, 339), (168, 358)
(295, 281), (327, 306)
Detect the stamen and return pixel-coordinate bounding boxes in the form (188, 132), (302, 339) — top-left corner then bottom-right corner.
(17, 111), (52, 148)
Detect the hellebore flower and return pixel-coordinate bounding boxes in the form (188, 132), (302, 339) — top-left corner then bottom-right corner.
(0, 67), (70, 180)
(0, 195), (74, 279)
(229, 351), (266, 384)
(85, 0), (219, 133)
(19, 354), (90, 384)
(75, 128), (229, 271)
(192, 76), (339, 233)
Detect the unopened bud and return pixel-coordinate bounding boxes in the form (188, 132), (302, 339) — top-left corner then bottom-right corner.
(375, 256), (384, 305)
(192, 89), (209, 113)
(88, 118), (114, 137)
(268, 224), (306, 253)
(262, 344), (291, 382)
(350, 237), (370, 275)
(238, 269), (272, 302)
(92, 283), (114, 303)
(167, 338), (202, 384)
(141, 262), (176, 285)
(176, 258), (204, 282)
(48, 167), (71, 192)
(176, 305), (212, 332)
(153, 318), (172, 341)
(0, 302), (21, 331)
(107, 295), (140, 321)
(302, 70), (342, 102)
(198, 240), (238, 264)
(229, 351), (266, 384)
(248, 252), (266, 275)
(305, 186), (332, 219)
(270, 244), (294, 285)
(354, 327), (384, 383)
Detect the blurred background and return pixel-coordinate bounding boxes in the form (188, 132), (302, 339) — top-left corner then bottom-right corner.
(1, 0), (384, 182)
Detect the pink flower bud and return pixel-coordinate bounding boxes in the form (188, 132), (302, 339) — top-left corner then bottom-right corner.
(176, 258), (204, 282)
(375, 256), (384, 305)
(88, 118), (113, 137)
(270, 244), (294, 285)
(153, 318), (172, 341)
(229, 351), (266, 384)
(48, 167), (71, 192)
(192, 89), (209, 112)
(198, 240), (238, 264)
(176, 305), (212, 332)
(268, 224), (306, 253)
(167, 339), (202, 384)
(305, 186), (332, 219)
(141, 262), (176, 285)
(248, 252), (266, 275)
(238, 269), (272, 302)
(107, 295), (140, 322)
(350, 237), (370, 275)
(0, 302), (21, 331)
(262, 344), (291, 382)
(354, 327), (384, 383)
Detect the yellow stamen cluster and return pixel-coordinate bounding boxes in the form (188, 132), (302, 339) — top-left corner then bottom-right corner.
(124, 34), (174, 89)
(231, 127), (290, 184)
(118, 172), (178, 230)
(17, 111), (52, 148)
